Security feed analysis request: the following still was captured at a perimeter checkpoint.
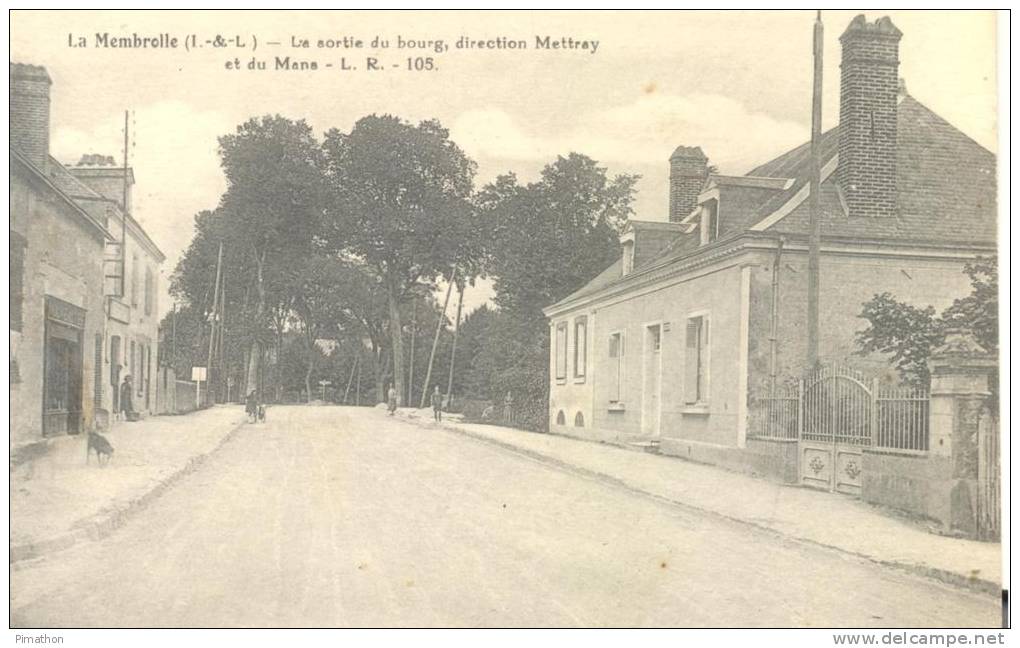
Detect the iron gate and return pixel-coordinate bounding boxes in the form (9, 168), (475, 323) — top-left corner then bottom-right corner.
(976, 405), (1000, 540)
(798, 365), (874, 495)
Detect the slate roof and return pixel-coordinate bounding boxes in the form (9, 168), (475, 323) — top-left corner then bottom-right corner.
(548, 94), (996, 313)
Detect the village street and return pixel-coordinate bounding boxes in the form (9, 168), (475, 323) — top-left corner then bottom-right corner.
(10, 406), (999, 628)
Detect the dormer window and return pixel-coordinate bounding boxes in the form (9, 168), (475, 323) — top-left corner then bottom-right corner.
(622, 240), (635, 275)
(699, 198), (719, 245)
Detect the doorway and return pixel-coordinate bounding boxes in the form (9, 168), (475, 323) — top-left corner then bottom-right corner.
(641, 323), (662, 437)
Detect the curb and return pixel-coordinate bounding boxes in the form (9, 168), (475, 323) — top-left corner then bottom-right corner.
(10, 418), (247, 565)
(394, 411), (1001, 597)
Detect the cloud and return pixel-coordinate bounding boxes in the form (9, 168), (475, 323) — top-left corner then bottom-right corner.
(453, 91), (809, 177)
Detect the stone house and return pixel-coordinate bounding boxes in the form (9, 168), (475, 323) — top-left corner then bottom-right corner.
(10, 62), (166, 458)
(65, 158), (166, 423)
(10, 64), (112, 452)
(542, 16), (995, 482)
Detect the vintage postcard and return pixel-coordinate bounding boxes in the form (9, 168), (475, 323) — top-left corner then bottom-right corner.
(8, 8), (1005, 635)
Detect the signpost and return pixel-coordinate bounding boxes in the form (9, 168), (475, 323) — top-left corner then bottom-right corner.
(192, 366), (207, 409)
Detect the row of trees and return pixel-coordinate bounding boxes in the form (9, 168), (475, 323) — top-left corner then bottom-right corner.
(163, 113), (637, 428)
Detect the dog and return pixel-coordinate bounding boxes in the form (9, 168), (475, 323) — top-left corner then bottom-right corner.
(86, 431), (114, 466)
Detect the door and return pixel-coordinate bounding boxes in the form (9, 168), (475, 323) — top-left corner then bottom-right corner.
(642, 324), (662, 436)
(43, 322), (83, 436)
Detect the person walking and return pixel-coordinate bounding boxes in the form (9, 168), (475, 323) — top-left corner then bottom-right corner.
(431, 385), (443, 422)
(387, 384), (397, 416)
(245, 390), (257, 422)
(120, 375), (136, 422)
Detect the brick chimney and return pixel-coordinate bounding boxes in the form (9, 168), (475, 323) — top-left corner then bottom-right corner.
(669, 146), (708, 223)
(10, 63), (52, 167)
(837, 15), (902, 218)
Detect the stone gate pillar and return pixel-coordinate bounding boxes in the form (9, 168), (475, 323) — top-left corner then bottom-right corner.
(927, 329), (997, 537)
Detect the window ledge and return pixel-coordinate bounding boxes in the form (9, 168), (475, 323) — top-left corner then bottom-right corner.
(681, 404), (710, 416)
(607, 402), (626, 412)
(555, 379), (568, 385)
(573, 376), (586, 384)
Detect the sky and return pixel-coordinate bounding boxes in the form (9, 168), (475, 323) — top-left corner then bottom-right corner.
(10, 10), (998, 318)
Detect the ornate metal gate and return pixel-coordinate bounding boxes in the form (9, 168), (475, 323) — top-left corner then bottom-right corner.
(976, 405), (1000, 540)
(799, 365), (874, 495)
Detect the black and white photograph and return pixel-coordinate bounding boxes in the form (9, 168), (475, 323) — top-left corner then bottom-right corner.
(7, 8), (1007, 637)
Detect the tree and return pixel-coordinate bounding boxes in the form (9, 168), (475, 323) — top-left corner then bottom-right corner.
(322, 115), (479, 406)
(855, 257), (999, 387)
(474, 154), (638, 430)
(216, 115), (325, 397)
(481, 154), (637, 320)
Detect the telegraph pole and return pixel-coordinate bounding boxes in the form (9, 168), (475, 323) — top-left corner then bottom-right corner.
(807, 11), (824, 370)
(420, 268), (456, 408)
(445, 282), (465, 408)
(121, 111), (129, 298)
(206, 242), (223, 404)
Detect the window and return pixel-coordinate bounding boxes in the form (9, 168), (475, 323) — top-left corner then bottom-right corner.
(684, 315), (709, 404)
(110, 336), (121, 384)
(130, 340), (136, 385)
(555, 322), (568, 380)
(700, 200), (719, 245)
(608, 331), (624, 402)
(556, 410), (566, 425)
(574, 412), (585, 427)
(138, 344), (145, 396)
(144, 266), (154, 316)
(131, 253), (139, 307)
(573, 317), (587, 379)
(622, 240), (635, 276)
(650, 325), (661, 352)
(10, 231), (26, 332)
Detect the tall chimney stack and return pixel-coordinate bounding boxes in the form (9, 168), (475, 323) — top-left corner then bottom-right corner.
(668, 146), (708, 223)
(10, 63), (52, 168)
(837, 15), (902, 218)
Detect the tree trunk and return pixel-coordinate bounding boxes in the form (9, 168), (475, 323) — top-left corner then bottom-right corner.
(373, 344), (385, 405)
(245, 339), (261, 398)
(386, 282), (405, 407)
(420, 269), (456, 408)
(246, 247), (267, 397)
(407, 299), (417, 406)
(303, 321), (314, 403)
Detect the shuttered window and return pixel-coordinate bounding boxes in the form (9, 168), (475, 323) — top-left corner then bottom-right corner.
(555, 322), (568, 380)
(684, 316), (709, 404)
(144, 266), (154, 315)
(608, 331), (624, 402)
(10, 231), (26, 332)
(574, 316), (587, 379)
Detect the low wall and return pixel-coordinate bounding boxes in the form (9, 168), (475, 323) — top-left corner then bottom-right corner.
(659, 437), (798, 483)
(550, 422), (648, 446)
(173, 380), (198, 414)
(862, 449), (935, 521)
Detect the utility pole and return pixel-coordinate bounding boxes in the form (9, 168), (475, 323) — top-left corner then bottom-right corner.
(206, 242), (223, 405)
(420, 268), (456, 408)
(218, 272), (227, 402)
(120, 111), (129, 298)
(445, 282), (465, 408)
(807, 10), (824, 371)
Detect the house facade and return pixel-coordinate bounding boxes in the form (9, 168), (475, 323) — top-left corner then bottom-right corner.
(10, 64), (112, 452)
(10, 63), (166, 457)
(543, 16), (996, 482)
(66, 159), (166, 423)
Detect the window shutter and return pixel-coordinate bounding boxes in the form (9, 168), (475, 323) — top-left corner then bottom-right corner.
(684, 319), (701, 404)
(699, 318), (709, 401)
